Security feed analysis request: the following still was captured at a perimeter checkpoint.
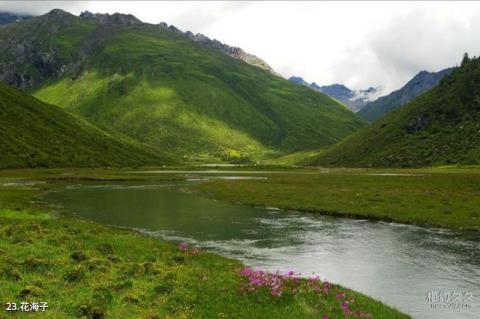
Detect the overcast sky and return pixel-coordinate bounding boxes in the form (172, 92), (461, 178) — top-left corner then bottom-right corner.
(2, 1), (480, 94)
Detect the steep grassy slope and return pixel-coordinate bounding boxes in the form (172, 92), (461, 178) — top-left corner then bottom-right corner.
(359, 68), (452, 122)
(0, 82), (169, 168)
(0, 10), (366, 162)
(309, 56), (480, 167)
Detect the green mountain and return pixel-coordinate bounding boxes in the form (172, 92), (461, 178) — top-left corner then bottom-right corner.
(0, 82), (170, 169)
(0, 9), (365, 162)
(358, 68), (453, 122)
(309, 55), (480, 167)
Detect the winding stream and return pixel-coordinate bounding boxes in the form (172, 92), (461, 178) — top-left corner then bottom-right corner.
(44, 181), (480, 319)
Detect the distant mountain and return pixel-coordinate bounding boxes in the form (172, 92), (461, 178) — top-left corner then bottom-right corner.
(359, 68), (453, 122)
(317, 84), (379, 112)
(289, 76), (309, 86)
(0, 9), (365, 162)
(288, 76), (379, 112)
(0, 82), (170, 169)
(309, 55), (480, 168)
(0, 12), (31, 25)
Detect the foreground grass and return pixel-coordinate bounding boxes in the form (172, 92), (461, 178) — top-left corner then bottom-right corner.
(0, 209), (408, 318)
(194, 168), (480, 230)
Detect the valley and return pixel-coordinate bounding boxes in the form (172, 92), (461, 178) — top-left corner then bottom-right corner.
(0, 166), (479, 318)
(1, 4), (479, 319)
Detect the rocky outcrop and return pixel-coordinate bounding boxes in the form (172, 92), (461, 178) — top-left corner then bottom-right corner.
(0, 63), (33, 89)
(80, 11), (142, 25)
(0, 34), (65, 89)
(188, 31), (276, 74)
(0, 10), (92, 88)
(164, 26), (277, 75)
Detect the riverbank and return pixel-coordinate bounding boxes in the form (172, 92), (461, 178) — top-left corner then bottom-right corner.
(0, 170), (408, 318)
(2, 166), (480, 230)
(193, 167), (480, 231)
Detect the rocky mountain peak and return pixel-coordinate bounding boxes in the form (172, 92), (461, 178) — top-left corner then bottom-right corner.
(158, 23), (277, 75)
(288, 76), (379, 112)
(47, 9), (71, 17)
(80, 11), (142, 25)
(289, 76), (309, 86)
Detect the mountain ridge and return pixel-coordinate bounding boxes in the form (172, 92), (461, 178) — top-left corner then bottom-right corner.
(0, 11), (31, 25)
(359, 68), (453, 122)
(288, 76), (379, 112)
(81, 10), (277, 74)
(309, 55), (480, 167)
(0, 8), (366, 162)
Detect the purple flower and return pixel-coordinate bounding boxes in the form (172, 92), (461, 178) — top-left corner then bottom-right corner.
(178, 242), (188, 252)
(240, 267), (254, 277)
(341, 300), (354, 316)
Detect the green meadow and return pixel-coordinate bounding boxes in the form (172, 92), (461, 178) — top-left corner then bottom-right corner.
(0, 168), (409, 319)
(194, 167), (480, 230)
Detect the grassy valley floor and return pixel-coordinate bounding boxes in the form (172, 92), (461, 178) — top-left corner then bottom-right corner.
(0, 168), (408, 318)
(193, 167), (480, 231)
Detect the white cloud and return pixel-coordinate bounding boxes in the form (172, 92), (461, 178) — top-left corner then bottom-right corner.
(0, 1), (85, 15)
(1, 1), (480, 93)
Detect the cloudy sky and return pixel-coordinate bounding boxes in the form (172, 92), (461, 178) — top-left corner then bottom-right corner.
(2, 1), (480, 94)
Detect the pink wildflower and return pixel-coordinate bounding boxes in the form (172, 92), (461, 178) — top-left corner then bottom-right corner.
(341, 300), (353, 316)
(336, 292), (346, 300)
(240, 267), (254, 277)
(178, 242), (188, 252)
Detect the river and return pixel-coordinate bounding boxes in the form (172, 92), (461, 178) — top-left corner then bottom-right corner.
(43, 181), (480, 319)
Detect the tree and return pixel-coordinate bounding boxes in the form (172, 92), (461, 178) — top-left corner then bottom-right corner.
(461, 53), (470, 66)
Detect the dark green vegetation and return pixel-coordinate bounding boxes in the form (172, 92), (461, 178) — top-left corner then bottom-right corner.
(359, 68), (452, 122)
(0, 82), (170, 169)
(0, 171), (408, 318)
(310, 55), (480, 167)
(195, 167), (480, 230)
(0, 9), (365, 163)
